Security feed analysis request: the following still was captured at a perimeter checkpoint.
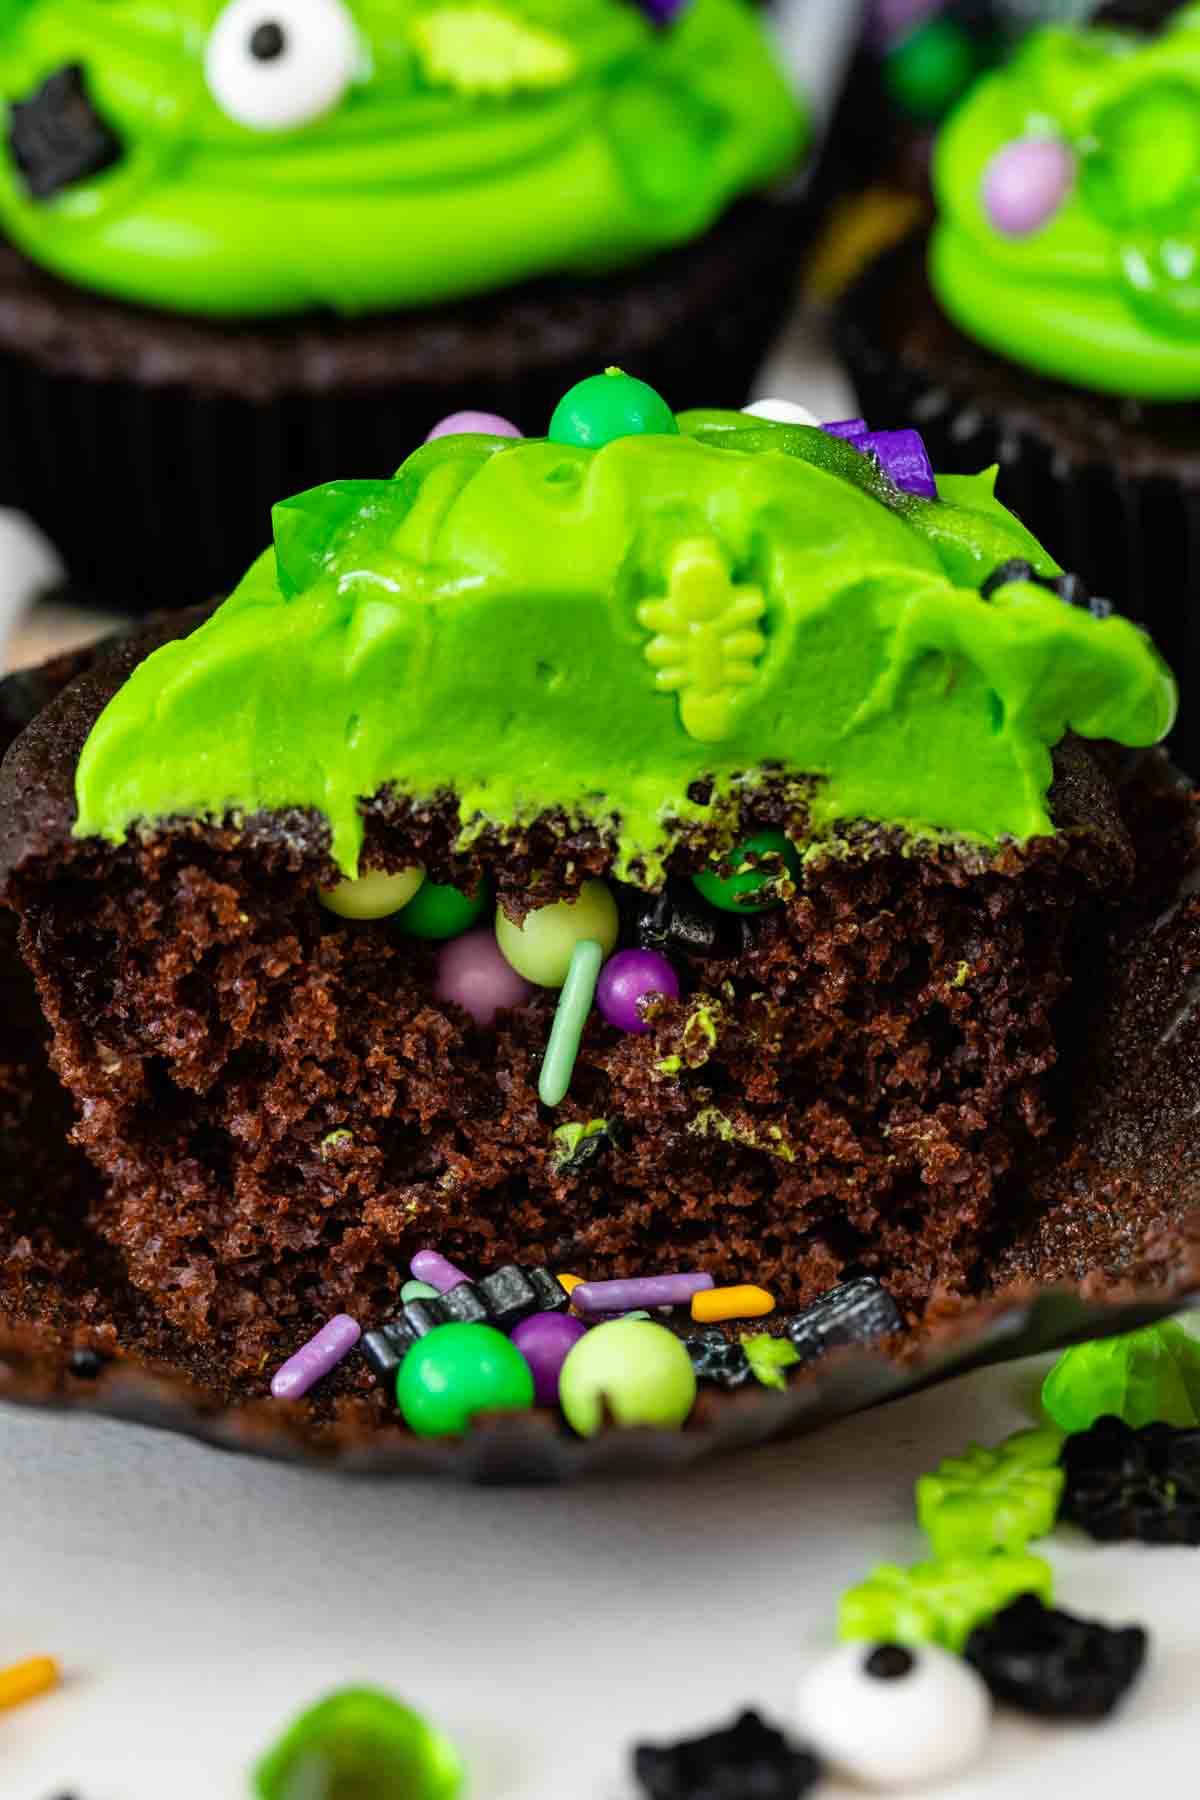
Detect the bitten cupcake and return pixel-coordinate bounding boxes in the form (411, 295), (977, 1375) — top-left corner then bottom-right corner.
(0, 0), (805, 609)
(836, 1), (1200, 767)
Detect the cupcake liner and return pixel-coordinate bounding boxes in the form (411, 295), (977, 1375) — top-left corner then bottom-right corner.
(0, 189), (811, 616)
(835, 235), (1200, 778)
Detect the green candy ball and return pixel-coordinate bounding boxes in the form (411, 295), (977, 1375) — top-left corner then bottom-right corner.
(558, 1318), (697, 1438)
(548, 368), (678, 449)
(399, 877), (489, 940)
(883, 18), (977, 123)
(494, 878), (619, 987)
(691, 829), (801, 913)
(319, 866), (424, 920)
(396, 1322), (535, 1438)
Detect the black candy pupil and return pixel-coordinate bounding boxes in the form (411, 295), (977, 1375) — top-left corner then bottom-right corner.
(865, 1644), (916, 1681)
(249, 21), (287, 60)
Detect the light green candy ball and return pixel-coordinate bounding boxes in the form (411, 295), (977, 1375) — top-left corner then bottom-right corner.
(320, 866), (425, 920)
(558, 1318), (697, 1437)
(494, 879), (618, 987)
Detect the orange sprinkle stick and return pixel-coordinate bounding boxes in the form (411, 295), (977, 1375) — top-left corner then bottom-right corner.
(692, 1284), (775, 1324)
(0, 1656), (59, 1712)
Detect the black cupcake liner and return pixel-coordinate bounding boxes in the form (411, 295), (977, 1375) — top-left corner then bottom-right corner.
(0, 1278), (1194, 1483)
(835, 235), (1200, 779)
(0, 188), (810, 615)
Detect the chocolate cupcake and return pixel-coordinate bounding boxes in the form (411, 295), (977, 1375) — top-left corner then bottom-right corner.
(0, 372), (1176, 1396)
(0, 0), (805, 611)
(836, 3), (1200, 769)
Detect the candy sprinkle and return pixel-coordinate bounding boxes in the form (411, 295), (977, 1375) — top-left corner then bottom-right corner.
(573, 1273), (714, 1316)
(270, 1314), (361, 1400)
(538, 937), (604, 1107)
(0, 1656), (59, 1712)
(410, 1249), (471, 1293)
(692, 1284), (775, 1323)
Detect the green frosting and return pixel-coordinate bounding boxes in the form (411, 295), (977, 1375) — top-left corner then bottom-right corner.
(72, 412), (1176, 880)
(931, 6), (1200, 397)
(0, 0), (804, 316)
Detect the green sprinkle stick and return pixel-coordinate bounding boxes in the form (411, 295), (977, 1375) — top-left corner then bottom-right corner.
(538, 938), (603, 1107)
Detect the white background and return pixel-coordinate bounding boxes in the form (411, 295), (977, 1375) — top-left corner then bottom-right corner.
(4, 1353), (1200, 1799)
(3, 308), (1198, 1797)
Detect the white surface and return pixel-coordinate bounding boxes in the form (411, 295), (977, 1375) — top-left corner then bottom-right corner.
(1, 1352), (1197, 1800)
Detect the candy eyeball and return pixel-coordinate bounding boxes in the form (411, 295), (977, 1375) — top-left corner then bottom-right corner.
(794, 1642), (991, 1789)
(205, 0), (362, 132)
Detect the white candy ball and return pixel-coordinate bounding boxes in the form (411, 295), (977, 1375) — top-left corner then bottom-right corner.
(742, 397), (821, 427)
(794, 1642), (991, 1789)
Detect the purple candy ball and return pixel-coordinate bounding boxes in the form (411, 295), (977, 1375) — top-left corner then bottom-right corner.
(596, 948), (680, 1035)
(425, 410), (523, 442)
(435, 927), (534, 1026)
(982, 138), (1074, 239)
(510, 1311), (589, 1406)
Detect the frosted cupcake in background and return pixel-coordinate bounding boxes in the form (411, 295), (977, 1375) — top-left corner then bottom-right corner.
(0, 0), (805, 610)
(836, 0), (1200, 771)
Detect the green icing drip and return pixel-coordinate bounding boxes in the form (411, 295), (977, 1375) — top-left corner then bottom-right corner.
(931, 6), (1200, 397)
(72, 415), (1176, 879)
(0, 0), (804, 316)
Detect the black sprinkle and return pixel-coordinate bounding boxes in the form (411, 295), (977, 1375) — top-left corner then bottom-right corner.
(980, 558), (1036, 600)
(361, 1322), (416, 1389)
(8, 64), (123, 202)
(965, 1593), (1148, 1718)
(402, 1298), (449, 1339)
(685, 1329), (753, 1391)
(67, 1347), (105, 1380)
(634, 1709), (821, 1800)
(864, 1644), (915, 1680)
(525, 1266), (570, 1314)
(1091, 1), (1186, 31)
(628, 882), (747, 961)
(784, 1276), (902, 1366)
(438, 1281), (490, 1327)
(686, 779), (714, 806)
(1059, 1414), (1200, 1544)
(551, 1119), (622, 1179)
(476, 1264), (540, 1330)
(981, 560), (1116, 621)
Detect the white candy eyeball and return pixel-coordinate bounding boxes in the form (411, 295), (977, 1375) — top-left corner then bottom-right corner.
(742, 397), (821, 426)
(794, 1642), (991, 1789)
(205, 0), (361, 132)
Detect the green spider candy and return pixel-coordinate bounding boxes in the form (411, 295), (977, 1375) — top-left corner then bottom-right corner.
(1041, 1320), (1200, 1434)
(916, 1426), (1065, 1558)
(839, 1551), (1054, 1653)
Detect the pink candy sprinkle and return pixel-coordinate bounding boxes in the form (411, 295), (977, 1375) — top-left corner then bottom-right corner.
(435, 926), (534, 1026)
(270, 1314), (361, 1400)
(982, 138), (1074, 239)
(425, 410), (523, 442)
(410, 1249), (471, 1293)
(572, 1273), (715, 1316)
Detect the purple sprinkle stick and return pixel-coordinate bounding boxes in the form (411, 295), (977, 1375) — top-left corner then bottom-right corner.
(823, 418), (869, 443)
(572, 1273), (715, 1316)
(410, 1249), (471, 1293)
(270, 1314), (361, 1400)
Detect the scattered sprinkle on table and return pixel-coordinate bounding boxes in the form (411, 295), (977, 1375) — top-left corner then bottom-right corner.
(0, 1655), (59, 1712)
